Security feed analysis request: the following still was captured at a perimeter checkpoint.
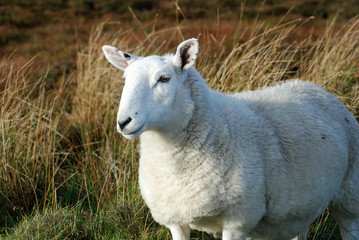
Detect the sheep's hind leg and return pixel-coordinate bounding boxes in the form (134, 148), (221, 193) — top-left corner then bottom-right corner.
(331, 195), (359, 240)
(330, 157), (359, 240)
(168, 224), (190, 240)
(334, 215), (359, 240)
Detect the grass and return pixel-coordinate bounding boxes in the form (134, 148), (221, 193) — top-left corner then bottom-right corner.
(1, 3), (359, 239)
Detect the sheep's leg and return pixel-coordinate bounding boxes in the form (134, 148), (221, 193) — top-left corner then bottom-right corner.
(335, 216), (359, 240)
(330, 173), (359, 240)
(168, 224), (190, 240)
(291, 231), (307, 240)
(222, 229), (247, 240)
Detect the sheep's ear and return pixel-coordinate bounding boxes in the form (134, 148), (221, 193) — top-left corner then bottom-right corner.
(102, 45), (138, 71)
(172, 38), (199, 71)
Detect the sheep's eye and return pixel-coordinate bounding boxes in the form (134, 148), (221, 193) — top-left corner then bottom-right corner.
(158, 75), (170, 83)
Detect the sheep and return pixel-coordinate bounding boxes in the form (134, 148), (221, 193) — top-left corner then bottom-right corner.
(102, 38), (359, 240)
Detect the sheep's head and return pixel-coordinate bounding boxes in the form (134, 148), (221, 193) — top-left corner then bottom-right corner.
(102, 38), (198, 139)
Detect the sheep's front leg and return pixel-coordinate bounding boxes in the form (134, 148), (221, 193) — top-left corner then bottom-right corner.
(168, 224), (190, 240)
(291, 231), (307, 240)
(222, 229), (248, 240)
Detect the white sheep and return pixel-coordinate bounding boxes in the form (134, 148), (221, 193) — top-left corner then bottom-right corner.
(102, 39), (359, 240)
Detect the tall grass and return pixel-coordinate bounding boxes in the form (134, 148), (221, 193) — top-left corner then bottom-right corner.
(1, 14), (359, 239)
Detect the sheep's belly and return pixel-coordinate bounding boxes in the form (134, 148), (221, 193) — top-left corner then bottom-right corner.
(248, 217), (314, 240)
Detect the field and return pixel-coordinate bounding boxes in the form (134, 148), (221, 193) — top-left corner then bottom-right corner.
(1, 0), (359, 239)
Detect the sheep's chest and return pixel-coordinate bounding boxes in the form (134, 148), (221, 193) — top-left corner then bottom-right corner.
(138, 147), (227, 226)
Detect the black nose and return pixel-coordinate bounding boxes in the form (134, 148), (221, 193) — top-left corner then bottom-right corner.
(118, 117), (132, 130)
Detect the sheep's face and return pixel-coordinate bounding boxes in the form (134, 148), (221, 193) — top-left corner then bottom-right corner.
(117, 56), (181, 139)
(102, 39), (198, 139)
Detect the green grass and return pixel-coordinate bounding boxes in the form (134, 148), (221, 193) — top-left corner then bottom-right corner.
(1, 3), (359, 239)
(3, 201), (168, 240)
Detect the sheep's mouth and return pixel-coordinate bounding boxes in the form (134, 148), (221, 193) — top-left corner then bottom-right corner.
(123, 123), (145, 136)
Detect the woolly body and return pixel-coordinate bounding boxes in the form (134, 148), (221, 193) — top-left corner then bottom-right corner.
(102, 39), (359, 240)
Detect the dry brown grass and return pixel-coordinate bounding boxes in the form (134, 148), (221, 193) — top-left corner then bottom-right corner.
(1, 11), (359, 238)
